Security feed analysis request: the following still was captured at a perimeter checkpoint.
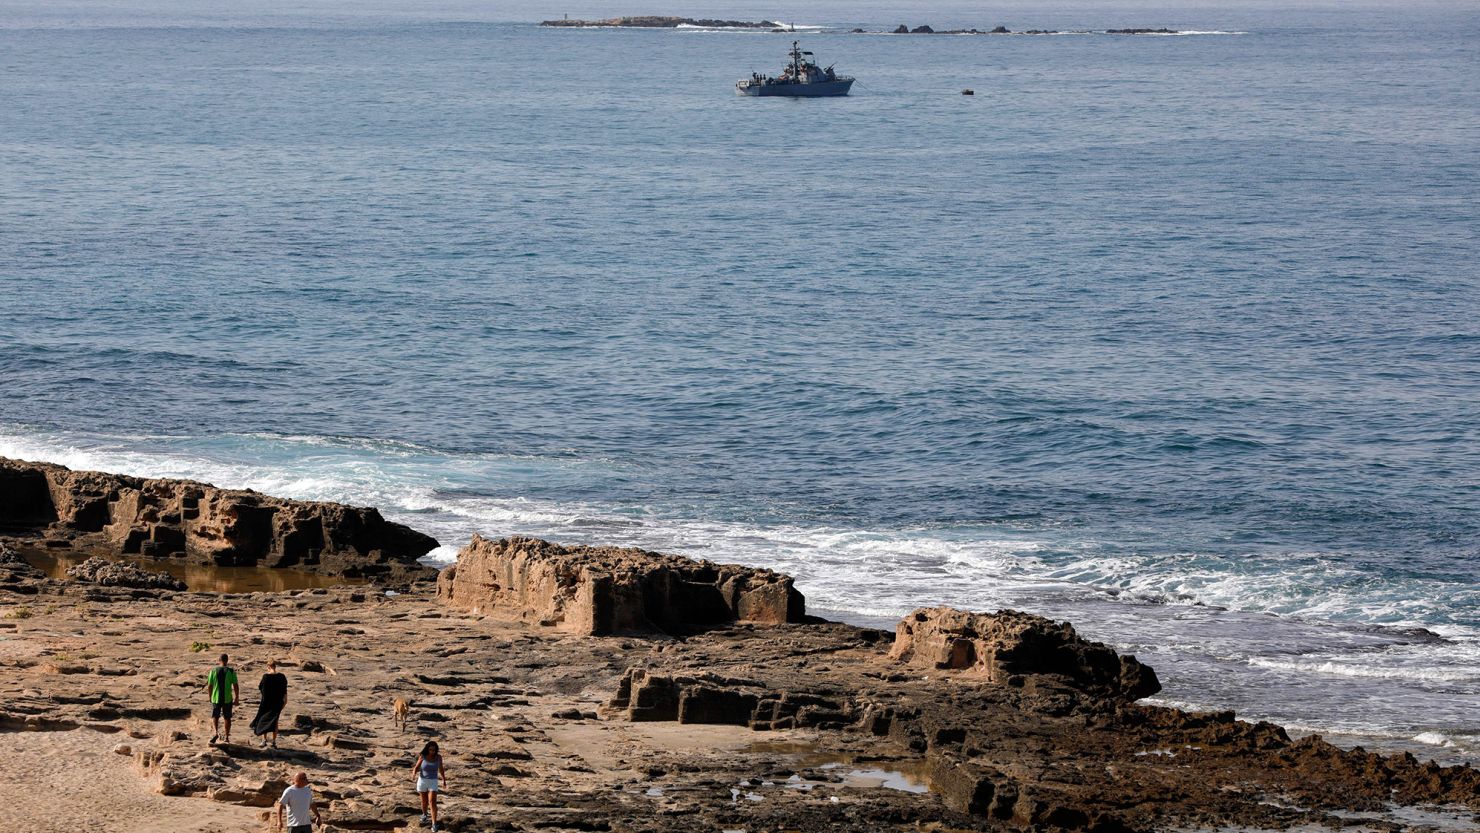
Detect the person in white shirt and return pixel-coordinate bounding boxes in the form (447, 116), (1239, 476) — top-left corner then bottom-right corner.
(276, 771), (322, 832)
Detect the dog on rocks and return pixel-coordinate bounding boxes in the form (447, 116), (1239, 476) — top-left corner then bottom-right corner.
(393, 697), (409, 733)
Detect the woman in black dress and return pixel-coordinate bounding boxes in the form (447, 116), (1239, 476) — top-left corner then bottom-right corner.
(251, 659), (287, 748)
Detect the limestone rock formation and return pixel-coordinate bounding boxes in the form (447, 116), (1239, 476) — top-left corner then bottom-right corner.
(889, 606), (1160, 701)
(604, 667), (852, 729)
(437, 534), (805, 635)
(65, 556), (186, 591)
(0, 457), (437, 582)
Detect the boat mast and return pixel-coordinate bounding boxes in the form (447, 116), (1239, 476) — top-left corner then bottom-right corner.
(792, 40), (801, 78)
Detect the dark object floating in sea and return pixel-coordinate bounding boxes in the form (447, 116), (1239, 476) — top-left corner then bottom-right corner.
(962, 89), (974, 95)
(1106, 27), (1180, 34)
(737, 40), (854, 98)
(540, 15), (780, 28)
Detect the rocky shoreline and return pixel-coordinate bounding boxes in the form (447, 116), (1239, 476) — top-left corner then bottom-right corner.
(0, 457), (438, 585)
(2, 463), (1477, 832)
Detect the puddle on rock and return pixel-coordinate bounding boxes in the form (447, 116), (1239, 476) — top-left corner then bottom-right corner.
(21, 547), (364, 593)
(742, 739), (932, 795)
(824, 763), (929, 794)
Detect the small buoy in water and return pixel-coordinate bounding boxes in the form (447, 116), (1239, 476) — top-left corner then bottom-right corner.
(962, 89), (974, 95)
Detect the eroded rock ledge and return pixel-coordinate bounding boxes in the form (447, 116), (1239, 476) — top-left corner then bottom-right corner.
(890, 606), (1161, 702)
(0, 457), (437, 583)
(437, 534), (804, 634)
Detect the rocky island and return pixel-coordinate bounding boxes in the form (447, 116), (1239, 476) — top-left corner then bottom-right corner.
(2, 459), (1476, 832)
(541, 16), (781, 29)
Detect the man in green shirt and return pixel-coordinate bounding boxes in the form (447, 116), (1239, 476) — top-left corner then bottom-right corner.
(207, 653), (240, 744)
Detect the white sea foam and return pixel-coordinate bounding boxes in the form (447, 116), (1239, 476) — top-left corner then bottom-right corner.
(675, 22), (823, 32)
(1247, 656), (1480, 684)
(1043, 551), (1480, 634)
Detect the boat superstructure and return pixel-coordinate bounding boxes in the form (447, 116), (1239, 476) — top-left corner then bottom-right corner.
(736, 41), (854, 97)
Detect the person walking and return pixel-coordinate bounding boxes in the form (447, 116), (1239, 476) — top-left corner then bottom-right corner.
(251, 658), (288, 748)
(412, 740), (449, 831)
(206, 653), (239, 744)
(275, 770), (322, 832)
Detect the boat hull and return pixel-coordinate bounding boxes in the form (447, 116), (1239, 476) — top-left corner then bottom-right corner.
(737, 78), (854, 97)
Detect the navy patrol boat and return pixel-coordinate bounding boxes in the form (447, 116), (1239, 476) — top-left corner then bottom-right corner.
(737, 41), (854, 97)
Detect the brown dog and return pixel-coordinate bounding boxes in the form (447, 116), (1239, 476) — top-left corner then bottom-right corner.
(392, 697), (409, 733)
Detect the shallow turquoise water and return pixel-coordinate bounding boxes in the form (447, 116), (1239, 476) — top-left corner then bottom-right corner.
(2, 0), (1477, 758)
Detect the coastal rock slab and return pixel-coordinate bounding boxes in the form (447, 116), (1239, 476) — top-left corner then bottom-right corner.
(604, 667), (852, 729)
(0, 457), (437, 582)
(889, 606), (1160, 701)
(437, 534), (804, 635)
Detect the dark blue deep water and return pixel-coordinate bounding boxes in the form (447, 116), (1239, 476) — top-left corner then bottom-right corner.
(2, 0), (1478, 759)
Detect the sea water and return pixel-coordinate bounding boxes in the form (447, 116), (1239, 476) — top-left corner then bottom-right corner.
(2, 0), (1477, 761)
